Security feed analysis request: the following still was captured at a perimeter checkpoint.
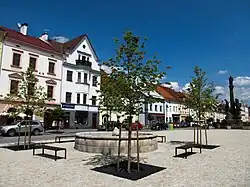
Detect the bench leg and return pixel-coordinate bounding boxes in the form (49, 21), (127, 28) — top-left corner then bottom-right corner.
(191, 147), (193, 153)
(185, 149), (187, 159)
(65, 150), (67, 159)
(164, 137), (166, 143)
(55, 150), (57, 161)
(175, 148), (177, 156)
(33, 148), (35, 155)
(42, 148), (44, 155)
(200, 147), (201, 153)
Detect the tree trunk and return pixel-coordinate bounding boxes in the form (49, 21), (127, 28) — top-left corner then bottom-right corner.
(23, 123), (27, 149)
(193, 123), (196, 144)
(204, 121), (208, 145)
(199, 123), (202, 146)
(17, 126), (21, 146)
(117, 118), (122, 172)
(127, 114), (132, 173)
(196, 123), (199, 144)
(28, 122), (31, 149)
(136, 121), (140, 171)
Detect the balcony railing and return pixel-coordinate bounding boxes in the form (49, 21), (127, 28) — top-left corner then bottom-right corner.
(75, 59), (92, 67)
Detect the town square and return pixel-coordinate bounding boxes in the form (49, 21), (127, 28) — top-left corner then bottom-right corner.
(0, 0), (250, 186)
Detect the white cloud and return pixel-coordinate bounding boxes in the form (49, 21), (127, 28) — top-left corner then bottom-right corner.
(100, 65), (112, 74)
(214, 86), (225, 95)
(182, 83), (190, 91)
(217, 70), (228, 75)
(52, 36), (69, 43)
(234, 76), (250, 86)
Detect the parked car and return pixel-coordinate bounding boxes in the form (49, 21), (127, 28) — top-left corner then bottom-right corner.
(125, 121), (143, 131)
(151, 122), (168, 130)
(97, 121), (119, 131)
(0, 120), (44, 137)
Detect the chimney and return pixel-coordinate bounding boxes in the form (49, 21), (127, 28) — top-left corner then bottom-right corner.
(20, 23), (28, 35)
(39, 32), (48, 41)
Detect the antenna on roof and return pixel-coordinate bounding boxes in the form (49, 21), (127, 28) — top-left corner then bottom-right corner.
(17, 23), (21, 28)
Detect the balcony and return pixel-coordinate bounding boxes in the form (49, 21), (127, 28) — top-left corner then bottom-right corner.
(75, 59), (92, 68)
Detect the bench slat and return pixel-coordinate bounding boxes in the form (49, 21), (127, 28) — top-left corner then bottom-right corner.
(34, 145), (66, 151)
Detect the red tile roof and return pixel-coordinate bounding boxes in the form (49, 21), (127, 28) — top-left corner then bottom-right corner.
(156, 85), (185, 102)
(0, 26), (62, 54)
(0, 26), (97, 59)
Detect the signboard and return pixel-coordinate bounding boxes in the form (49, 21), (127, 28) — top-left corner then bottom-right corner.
(62, 103), (75, 109)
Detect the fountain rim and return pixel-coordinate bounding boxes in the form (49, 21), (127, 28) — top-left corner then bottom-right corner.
(75, 132), (157, 141)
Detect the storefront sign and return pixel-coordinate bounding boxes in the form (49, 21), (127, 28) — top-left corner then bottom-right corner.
(62, 103), (75, 109)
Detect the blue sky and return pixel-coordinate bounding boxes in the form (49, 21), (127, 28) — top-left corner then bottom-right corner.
(1, 0), (250, 102)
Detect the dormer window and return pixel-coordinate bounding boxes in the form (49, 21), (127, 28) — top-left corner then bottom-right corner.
(83, 45), (86, 49)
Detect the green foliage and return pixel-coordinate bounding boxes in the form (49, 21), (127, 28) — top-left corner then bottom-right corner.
(103, 31), (165, 116)
(184, 66), (219, 121)
(51, 107), (66, 122)
(98, 70), (124, 114)
(5, 67), (48, 117)
(185, 116), (193, 123)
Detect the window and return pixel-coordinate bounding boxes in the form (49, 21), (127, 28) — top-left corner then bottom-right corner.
(77, 72), (81, 82)
(155, 105), (158, 111)
(67, 70), (73, 82)
(83, 94), (87, 104)
(32, 121), (39, 125)
(77, 93), (80, 104)
(66, 92), (72, 103)
(28, 83), (35, 95)
(92, 76), (97, 86)
(12, 53), (21, 67)
(29, 57), (36, 70)
(10, 80), (19, 95)
(84, 73), (88, 83)
(92, 96), (97, 106)
(47, 86), (53, 98)
(149, 104), (152, 111)
(48, 62), (55, 74)
(160, 105), (162, 112)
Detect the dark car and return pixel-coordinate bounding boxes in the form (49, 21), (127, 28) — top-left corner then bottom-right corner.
(151, 122), (168, 130)
(97, 121), (119, 131)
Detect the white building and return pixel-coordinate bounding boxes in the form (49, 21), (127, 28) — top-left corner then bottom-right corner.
(60, 35), (100, 128)
(0, 24), (63, 123)
(240, 104), (249, 122)
(139, 91), (165, 126)
(0, 23), (101, 129)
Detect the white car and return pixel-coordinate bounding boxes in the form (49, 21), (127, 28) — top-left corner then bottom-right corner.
(0, 120), (44, 137)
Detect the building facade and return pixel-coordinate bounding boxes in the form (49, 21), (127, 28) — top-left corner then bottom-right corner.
(0, 23), (100, 128)
(60, 35), (100, 128)
(0, 24), (63, 124)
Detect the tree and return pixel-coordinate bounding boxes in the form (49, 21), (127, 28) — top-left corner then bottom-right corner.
(5, 67), (48, 149)
(51, 107), (67, 131)
(99, 70), (124, 123)
(184, 66), (218, 145)
(104, 31), (165, 172)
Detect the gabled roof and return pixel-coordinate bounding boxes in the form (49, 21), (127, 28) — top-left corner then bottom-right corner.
(0, 25), (99, 60)
(0, 26), (62, 54)
(156, 85), (185, 103)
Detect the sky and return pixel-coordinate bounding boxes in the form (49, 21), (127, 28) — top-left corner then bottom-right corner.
(1, 0), (250, 103)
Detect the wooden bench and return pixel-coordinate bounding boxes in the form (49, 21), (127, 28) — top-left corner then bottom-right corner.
(156, 135), (167, 143)
(33, 144), (67, 161)
(55, 135), (75, 143)
(175, 143), (202, 159)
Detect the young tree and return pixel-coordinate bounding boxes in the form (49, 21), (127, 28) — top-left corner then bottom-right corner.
(99, 70), (124, 123)
(5, 67), (48, 149)
(104, 31), (165, 172)
(184, 66), (219, 145)
(51, 107), (67, 131)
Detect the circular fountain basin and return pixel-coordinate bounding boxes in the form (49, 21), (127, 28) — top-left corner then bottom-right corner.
(74, 132), (158, 155)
